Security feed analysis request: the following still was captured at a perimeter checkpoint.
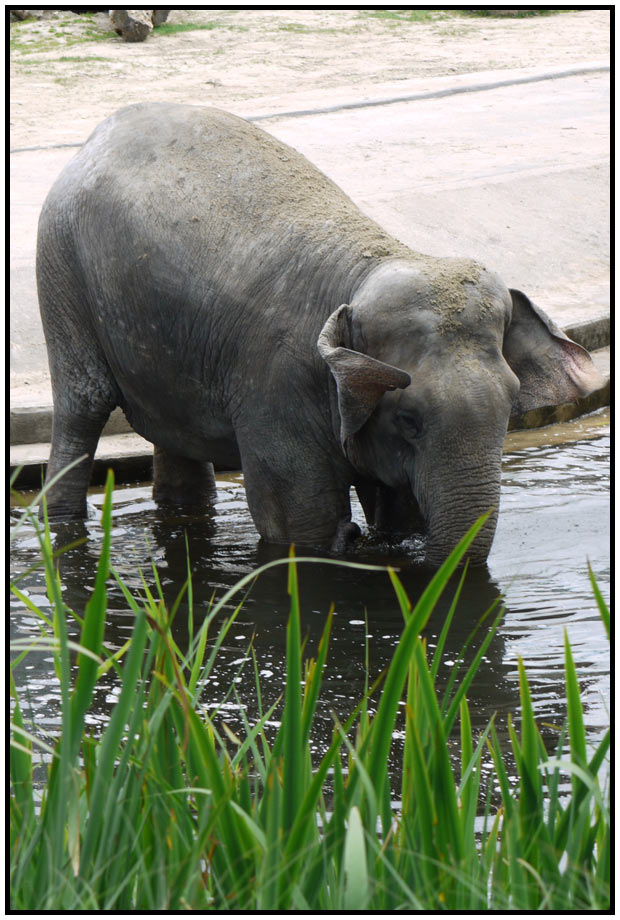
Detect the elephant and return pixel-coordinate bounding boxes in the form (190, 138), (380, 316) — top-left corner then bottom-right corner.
(36, 103), (604, 565)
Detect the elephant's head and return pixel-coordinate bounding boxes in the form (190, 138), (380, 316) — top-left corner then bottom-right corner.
(318, 259), (604, 565)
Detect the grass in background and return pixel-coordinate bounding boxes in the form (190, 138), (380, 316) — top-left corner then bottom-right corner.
(360, 9), (445, 23)
(9, 15), (245, 54)
(9, 8), (577, 55)
(10, 472), (610, 910)
(9, 24), (118, 54)
(464, 8), (571, 17)
(152, 21), (249, 37)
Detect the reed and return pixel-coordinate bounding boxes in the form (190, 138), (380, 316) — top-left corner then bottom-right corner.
(10, 472), (609, 910)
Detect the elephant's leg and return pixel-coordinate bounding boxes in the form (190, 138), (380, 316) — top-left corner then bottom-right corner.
(153, 447), (217, 506)
(39, 279), (120, 519)
(356, 481), (425, 539)
(238, 437), (356, 551)
(43, 403), (112, 520)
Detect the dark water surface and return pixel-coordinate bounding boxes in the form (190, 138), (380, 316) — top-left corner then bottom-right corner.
(10, 424), (610, 791)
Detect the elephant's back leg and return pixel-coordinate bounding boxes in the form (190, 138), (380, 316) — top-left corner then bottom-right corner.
(44, 400), (113, 520)
(153, 448), (217, 506)
(37, 242), (119, 519)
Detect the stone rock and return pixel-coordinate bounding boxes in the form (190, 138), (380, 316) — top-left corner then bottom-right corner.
(10, 10), (45, 20)
(151, 10), (171, 27)
(110, 9), (153, 42)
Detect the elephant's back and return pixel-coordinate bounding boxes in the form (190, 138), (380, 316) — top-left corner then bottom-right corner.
(75, 103), (350, 223)
(44, 103), (408, 266)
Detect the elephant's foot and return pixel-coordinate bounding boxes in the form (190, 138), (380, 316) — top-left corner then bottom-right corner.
(330, 520), (361, 554)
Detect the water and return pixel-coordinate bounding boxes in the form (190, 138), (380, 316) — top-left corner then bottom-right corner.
(10, 420), (610, 788)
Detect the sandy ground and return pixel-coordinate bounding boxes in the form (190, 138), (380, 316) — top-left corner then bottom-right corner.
(9, 9), (610, 149)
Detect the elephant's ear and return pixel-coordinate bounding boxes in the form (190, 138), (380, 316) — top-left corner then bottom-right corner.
(318, 304), (410, 445)
(504, 289), (605, 417)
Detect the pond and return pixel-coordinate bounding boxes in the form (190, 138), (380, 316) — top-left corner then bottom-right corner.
(10, 413), (610, 794)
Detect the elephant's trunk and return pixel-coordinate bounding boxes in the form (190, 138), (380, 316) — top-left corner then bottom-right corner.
(417, 461), (501, 567)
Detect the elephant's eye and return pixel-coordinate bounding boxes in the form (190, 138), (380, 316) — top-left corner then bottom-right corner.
(397, 409), (423, 440)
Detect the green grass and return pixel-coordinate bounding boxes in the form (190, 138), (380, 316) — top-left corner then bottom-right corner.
(10, 8), (576, 56)
(277, 22), (350, 34)
(359, 8), (572, 23)
(152, 21), (222, 36)
(10, 471), (610, 910)
(464, 8), (572, 17)
(360, 9), (446, 23)
(10, 27), (118, 55)
(9, 17), (246, 55)
(54, 55), (113, 64)
(152, 21), (249, 37)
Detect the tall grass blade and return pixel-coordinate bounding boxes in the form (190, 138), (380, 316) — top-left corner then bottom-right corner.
(516, 657), (544, 821)
(413, 640), (464, 865)
(301, 609), (332, 745)
(342, 806), (369, 909)
(430, 563), (468, 680)
(564, 630), (588, 771)
(402, 704), (436, 858)
(259, 757), (283, 910)
(281, 550), (304, 838)
(458, 696), (480, 842)
(587, 564), (610, 639)
(69, 470), (114, 758)
(9, 672), (34, 832)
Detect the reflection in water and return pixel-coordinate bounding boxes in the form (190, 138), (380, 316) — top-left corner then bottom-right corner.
(10, 431), (610, 788)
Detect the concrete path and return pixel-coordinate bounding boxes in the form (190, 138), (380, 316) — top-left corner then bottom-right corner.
(10, 64), (610, 484)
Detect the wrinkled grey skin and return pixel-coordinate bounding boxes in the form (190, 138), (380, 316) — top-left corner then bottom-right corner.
(36, 103), (604, 565)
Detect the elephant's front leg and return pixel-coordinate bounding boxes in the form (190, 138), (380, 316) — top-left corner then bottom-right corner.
(356, 480), (426, 540)
(239, 439), (356, 552)
(329, 518), (361, 554)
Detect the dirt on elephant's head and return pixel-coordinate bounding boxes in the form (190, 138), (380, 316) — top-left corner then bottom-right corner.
(416, 255), (483, 331)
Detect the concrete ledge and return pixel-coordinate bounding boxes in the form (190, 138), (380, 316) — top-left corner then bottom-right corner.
(508, 344), (609, 430)
(508, 378), (610, 432)
(563, 316), (610, 352)
(10, 405), (132, 447)
(11, 433), (154, 490)
(504, 405), (609, 451)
